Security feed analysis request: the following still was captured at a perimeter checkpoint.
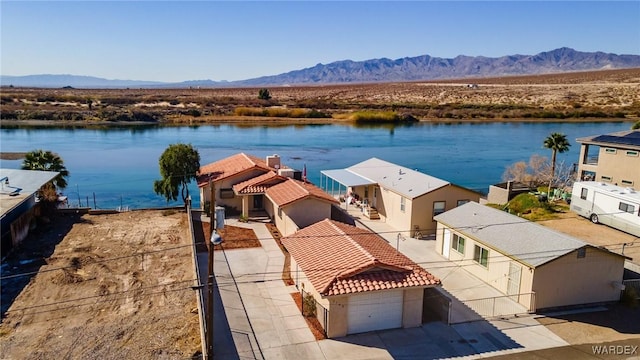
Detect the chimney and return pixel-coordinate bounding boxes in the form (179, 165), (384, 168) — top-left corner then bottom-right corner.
(266, 154), (281, 169)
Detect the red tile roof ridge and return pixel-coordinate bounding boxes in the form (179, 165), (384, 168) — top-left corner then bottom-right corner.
(335, 260), (412, 280)
(232, 171), (284, 193)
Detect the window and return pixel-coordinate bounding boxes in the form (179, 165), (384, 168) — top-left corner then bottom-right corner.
(621, 180), (634, 186)
(600, 175), (612, 182)
(626, 150), (639, 157)
(577, 248), (586, 259)
(604, 148), (617, 154)
(278, 207), (282, 218)
(220, 188), (235, 199)
(580, 188), (588, 200)
(364, 187), (369, 199)
(433, 201), (446, 217)
(619, 202), (636, 214)
(452, 234), (465, 254)
(473, 245), (489, 267)
(400, 197), (406, 212)
(457, 199), (470, 207)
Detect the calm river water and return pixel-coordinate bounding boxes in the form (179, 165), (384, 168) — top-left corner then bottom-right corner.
(0, 121), (632, 209)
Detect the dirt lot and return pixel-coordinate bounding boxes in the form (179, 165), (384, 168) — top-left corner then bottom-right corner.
(538, 211), (640, 265)
(0, 210), (201, 359)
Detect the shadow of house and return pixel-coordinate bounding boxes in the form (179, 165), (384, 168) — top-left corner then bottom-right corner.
(1, 168), (60, 257)
(331, 316), (522, 360)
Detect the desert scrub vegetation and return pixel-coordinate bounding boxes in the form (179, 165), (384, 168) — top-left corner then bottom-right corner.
(339, 111), (402, 123)
(233, 107), (330, 118)
(496, 192), (568, 221)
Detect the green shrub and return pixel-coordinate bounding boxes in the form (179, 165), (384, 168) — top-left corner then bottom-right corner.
(302, 293), (317, 317)
(258, 88), (271, 100)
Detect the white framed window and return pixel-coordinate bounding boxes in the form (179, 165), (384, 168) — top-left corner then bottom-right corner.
(604, 148), (617, 154)
(433, 201), (446, 218)
(474, 245), (489, 267)
(600, 175), (612, 182)
(619, 202), (635, 214)
(621, 180), (634, 186)
(400, 197), (406, 212)
(452, 234), (465, 254)
(626, 150), (639, 157)
(220, 188), (235, 199)
(457, 199), (470, 207)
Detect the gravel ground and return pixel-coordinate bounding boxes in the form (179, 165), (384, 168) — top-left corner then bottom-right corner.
(0, 210), (201, 360)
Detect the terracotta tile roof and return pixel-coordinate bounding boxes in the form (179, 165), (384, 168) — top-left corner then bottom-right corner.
(197, 153), (272, 187)
(266, 178), (338, 208)
(281, 219), (441, 296)
(232, 171), (285, 194)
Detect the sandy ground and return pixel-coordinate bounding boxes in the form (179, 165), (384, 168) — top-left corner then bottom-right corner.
(0, 210), (201, 360)
(536, 304), (640, 345)
(538, 211), (640, 264)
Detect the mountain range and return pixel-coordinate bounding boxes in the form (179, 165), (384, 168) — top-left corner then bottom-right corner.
(2, 48), (639, 88)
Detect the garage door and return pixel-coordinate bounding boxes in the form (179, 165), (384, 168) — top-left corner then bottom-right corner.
(347, 290), (403, 334)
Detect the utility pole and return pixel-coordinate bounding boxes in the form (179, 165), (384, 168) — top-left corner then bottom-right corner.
(209, 176), (215, 220)
(207, 227), (223, 359)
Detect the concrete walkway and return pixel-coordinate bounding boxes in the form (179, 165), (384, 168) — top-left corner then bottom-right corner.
(213, 217), (325, 359)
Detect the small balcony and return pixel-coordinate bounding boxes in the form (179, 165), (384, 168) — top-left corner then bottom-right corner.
(583, 155), (599, 165)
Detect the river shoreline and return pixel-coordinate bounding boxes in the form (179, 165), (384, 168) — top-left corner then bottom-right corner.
(0, 116), (635, 129)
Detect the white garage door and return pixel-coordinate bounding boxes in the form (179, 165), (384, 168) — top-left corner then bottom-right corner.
(347, 290), (403, 334)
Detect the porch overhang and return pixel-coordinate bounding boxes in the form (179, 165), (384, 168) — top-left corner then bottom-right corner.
(320, 169), (375, 188)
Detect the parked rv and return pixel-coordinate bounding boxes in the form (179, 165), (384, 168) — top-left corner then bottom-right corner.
(570, 181), (640, 237)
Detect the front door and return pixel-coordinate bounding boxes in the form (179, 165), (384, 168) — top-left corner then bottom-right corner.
(442, 229), (451, 258)
(507, 262), (522, 302)
(372, 187), (377, 208)
(253, 195), (263, 210)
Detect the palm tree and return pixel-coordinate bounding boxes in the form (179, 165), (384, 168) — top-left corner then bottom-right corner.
(543, 133), (571, 197)
(21, 149), (70, 191)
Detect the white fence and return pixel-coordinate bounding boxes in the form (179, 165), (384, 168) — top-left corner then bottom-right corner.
(458, 292), (535, 322)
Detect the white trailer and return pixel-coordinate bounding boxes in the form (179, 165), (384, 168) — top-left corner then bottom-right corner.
(570, 181), (640, 237)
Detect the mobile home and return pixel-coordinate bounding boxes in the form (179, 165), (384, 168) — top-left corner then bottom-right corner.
(570, 181), (640, 237)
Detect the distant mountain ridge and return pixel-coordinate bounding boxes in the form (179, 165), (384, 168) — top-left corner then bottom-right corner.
(2, 48), (639, 88)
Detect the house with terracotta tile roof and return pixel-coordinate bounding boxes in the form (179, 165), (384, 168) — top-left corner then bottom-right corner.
(198, 153), (337, 236)
(198, 153), (278, 215)
(265, 178), (339, 236)
(282, 219), (441, 337)
(434, 202), (628, 310)
(320, 158), (480, 237)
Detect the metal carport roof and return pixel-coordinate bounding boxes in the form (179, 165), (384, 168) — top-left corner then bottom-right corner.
(321, 169), (375, 187)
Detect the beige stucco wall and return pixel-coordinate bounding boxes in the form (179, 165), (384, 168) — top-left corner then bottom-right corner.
(412, 185), (480, 236)
(273, 205), (299, 237)
(577, 143), (640, 186)
(435, 223), (534, 308)
(270, 198), (332, 236)
(532, 247), (625, 309)
(285, 199), (333, 231)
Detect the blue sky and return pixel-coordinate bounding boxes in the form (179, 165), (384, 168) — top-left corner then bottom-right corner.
(2, 1), (639, 82)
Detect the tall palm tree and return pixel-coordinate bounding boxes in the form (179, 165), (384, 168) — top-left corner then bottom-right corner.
(21, 149), (70, 191)
(543, 132), (571, 184)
